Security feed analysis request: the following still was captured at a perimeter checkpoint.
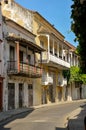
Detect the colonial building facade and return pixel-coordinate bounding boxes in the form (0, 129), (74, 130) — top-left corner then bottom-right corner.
(32, 12), (80, 103)
(1, 0), (45, 111)
(0, 0), (85, 111)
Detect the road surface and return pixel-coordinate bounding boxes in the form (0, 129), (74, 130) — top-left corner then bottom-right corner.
(0, 100), (85, 130)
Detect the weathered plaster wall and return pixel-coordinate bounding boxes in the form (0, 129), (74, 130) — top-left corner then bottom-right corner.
(33, 78), (42, 106)
(2, 0), (33, 33)
(0, 1), (4, 76)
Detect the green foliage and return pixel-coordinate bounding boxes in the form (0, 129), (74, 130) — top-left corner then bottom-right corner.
(63, 66), (86, 84)
(69, 66), (80, 82)
(62, 70), (70, 83)
(71, 0), (86, 73)
(80, 74), (86, 84)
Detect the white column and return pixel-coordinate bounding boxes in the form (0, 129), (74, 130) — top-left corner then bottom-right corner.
(53, 39), (54, 55)
(70, 52), (72, 66)
(74, 54), (75, 66)
(57, 42), (59, 57)
(15, 83), (19, 109)
(47, 35), (50, 61)
(16, 41), (20, 72)
(68, 51), (70, 63)
(65, 49), (67, 61)
(47, 35), (50, 53)
(62, 44), (63, 59)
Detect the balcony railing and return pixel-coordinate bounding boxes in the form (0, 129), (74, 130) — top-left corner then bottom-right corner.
(7, 61), (42, 78)
(41, 52), (70, 68)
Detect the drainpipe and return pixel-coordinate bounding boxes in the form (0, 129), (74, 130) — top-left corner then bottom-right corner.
(16, 41), (20, 72)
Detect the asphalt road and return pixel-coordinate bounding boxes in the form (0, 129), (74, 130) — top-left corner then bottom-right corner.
(0, 100), (85, 130)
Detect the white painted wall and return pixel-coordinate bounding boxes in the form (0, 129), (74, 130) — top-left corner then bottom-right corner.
(82, 85), (86, 99)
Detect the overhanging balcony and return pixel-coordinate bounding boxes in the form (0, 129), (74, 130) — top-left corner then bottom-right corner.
(41, 52), (70, 69)
(42, 75), (53, 85)
(57, 78), (67, 87)
(7, 61), (42, 78)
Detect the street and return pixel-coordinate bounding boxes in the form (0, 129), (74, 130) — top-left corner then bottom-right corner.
(0, 100), (85, 130)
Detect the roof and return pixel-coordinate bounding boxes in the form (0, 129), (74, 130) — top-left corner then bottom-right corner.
(64, 40), (76, 52)
(33, 11), (65, 39)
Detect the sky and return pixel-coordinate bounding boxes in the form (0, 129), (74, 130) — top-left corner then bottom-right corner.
(15, 0), (78, 47)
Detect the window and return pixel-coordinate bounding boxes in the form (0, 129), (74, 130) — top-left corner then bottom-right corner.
(28, 55), (31, 64)
(19, 51), (23, 62)
(10, 46), (15, 61)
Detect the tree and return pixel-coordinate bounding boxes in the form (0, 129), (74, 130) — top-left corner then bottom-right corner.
(71, 0), (86, 73)
(63, 66), (86, 85)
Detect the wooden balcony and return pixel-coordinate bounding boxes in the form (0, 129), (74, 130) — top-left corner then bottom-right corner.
(7, 61), (42, 78)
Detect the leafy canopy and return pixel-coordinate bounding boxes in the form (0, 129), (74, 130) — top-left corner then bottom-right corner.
(63, 66), (86, 84)
(71, 0), (86, 73)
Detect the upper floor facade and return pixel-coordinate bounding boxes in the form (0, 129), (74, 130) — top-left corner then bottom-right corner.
(1, 0), (79, 85)
(1, 0), (79, 71)
(2, 0), (33, 32)
(0, 17), (44, 78)
(32, 12), (79, 70)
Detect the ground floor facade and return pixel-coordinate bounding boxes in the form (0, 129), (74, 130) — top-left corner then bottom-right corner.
(1, 75), (86, 111)
(3, 76), (41, 111)
(67, 82), (86, 101)
(41, 85), (68, 104)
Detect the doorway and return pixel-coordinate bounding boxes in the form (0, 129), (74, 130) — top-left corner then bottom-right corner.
(8, 83), (15, 110)
(48, 85), (54, 102)
(28, 84), (33, 106)
(19, 83), (24, 108)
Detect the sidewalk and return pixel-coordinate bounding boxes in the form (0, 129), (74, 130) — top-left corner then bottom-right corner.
(0, 107), (34, 125)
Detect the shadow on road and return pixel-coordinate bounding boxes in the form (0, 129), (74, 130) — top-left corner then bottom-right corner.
(55, 127), (67, 130)
(67, 102), (86, 130)
(0, 109), (34, 130)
